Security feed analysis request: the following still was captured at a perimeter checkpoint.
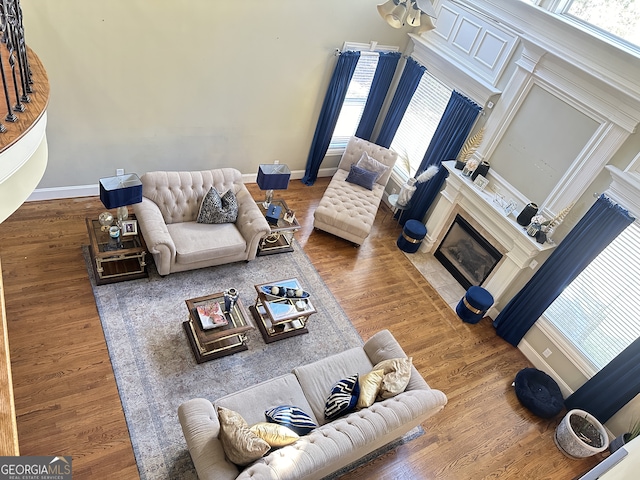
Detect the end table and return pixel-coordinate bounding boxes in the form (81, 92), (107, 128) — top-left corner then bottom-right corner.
(86, 215), (148, 285)
(257, 198), (301, 255)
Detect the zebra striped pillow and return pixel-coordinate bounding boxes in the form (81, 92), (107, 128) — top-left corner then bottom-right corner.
(265, 405), (317, 436)
(324, 373), (360, 420)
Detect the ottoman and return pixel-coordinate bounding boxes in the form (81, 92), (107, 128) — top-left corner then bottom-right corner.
(456, 286), (494, 324)
(397, 219), (427, 253)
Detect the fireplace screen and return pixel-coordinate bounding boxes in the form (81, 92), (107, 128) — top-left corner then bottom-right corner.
(434, 215), (503, 290)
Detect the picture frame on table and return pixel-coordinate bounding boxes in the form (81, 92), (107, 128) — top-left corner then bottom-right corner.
(121, 219), (138, 236)
(283, 209), (296, 224)
(473, 175), (489, 191)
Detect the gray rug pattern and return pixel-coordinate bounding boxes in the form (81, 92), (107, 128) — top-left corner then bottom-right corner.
(87, 244), (363, 479)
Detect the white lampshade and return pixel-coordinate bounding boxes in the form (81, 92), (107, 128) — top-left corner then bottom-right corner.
(386, 2), (407, 28)
(377, 0), (396, 19)
(406, 4), (421, 27)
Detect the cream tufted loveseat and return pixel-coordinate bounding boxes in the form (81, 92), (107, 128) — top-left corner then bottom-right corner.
(133, 168), (270, 276)
(178, 329), (448, 480)
(313, 136), (398, 245)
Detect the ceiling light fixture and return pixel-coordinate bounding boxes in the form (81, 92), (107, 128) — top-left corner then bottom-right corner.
(377, 0), (437, 29)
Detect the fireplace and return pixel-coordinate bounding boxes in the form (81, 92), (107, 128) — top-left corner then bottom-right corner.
(434, 215), (503, 290)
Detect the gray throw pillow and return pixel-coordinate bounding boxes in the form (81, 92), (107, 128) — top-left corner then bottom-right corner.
(345, 164), (378, 191)
(355, 151), (389, 182)
(197, 187), (238, 224)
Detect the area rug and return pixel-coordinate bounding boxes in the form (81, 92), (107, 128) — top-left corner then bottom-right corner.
(86, 243), (365, 479)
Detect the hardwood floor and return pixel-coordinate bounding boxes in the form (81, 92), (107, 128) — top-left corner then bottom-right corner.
(0, 179), (601, 479)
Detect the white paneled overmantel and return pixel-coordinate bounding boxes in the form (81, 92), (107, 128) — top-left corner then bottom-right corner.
(473, 38), (640, 220)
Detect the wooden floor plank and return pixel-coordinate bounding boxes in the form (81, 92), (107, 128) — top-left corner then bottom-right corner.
(0, 178), (601, 479)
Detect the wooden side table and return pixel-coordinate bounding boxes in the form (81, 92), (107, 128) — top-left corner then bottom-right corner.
(257, 198), (301, 255)
(86, 215), (148, 285)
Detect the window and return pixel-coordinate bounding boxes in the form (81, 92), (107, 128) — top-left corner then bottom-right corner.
(542, 220), (640, 373)
(533, 0), (640, 52)
(390, 71), (452, 178)
(329, 53), (379, 151)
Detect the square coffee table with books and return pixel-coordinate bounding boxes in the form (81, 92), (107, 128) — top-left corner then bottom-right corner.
(249, 278), (317, 343)
(183, 292), (253, 363)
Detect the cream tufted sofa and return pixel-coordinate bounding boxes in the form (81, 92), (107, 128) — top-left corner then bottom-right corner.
(133, 168), (270, 276)
(313, 136), (398, 245)
(178, 329), (448, 480)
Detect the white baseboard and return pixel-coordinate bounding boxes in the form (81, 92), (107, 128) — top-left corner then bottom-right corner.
(26, 168), (335, 202)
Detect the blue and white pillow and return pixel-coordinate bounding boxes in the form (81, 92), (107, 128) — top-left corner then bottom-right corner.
(197, 187), (238, 224)
(324, 373), (360, 420)
(265, 405), (317, 436)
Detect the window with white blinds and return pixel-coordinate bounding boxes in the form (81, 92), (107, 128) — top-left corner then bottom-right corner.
(543, 220), (640, 372)
(390, 71), (452, 178)
(329, 53), (379, 151)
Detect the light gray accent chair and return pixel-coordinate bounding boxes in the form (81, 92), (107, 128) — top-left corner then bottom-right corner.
(133, 168), (270, 276)
(313, 136), (398, 246)
(178, 329), (448, 480)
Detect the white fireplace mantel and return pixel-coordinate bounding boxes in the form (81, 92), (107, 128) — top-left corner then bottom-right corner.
(422, 161), (556, 313)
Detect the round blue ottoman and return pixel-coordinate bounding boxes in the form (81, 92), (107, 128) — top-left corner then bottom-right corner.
(514, 368), (564, 418)
(456, 286), (494, 324)
(396, 219), (427, 253)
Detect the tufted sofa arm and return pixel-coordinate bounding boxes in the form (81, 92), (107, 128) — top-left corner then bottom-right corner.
(234, 187), (271, 262)
(135, 197), (177, 275)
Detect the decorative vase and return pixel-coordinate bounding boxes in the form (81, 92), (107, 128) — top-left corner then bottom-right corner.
(461, 164), (473, 177)
(397, 177), (417, 207)
(535, 229), (547, 244)
(554, 409), (608, 459)
(223, 288), (239, 313)
(471, 161), (490, 181)
(517, 203), (538, 226)
(454, 160), (466, 170)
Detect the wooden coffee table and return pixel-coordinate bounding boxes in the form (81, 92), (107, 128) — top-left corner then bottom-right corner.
(249, 278), (317, 343)
(183, 292), (254, 363)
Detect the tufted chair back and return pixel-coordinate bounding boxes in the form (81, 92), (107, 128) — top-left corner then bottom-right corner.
(140, 168), (243, 224)
(337, 136), (398, 187)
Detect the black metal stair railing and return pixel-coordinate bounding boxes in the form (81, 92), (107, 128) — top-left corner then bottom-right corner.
(0, 0), (31, 133)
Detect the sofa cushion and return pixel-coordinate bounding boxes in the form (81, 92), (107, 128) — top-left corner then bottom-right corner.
(217, 406), (270, 466)
(356, 151), (390, 181)
(293, 346), (373, 425)
(197, 187), (238, 224)
(167, 222), (246, 264)
(265, 405), (318, 435)
(357, 369), (384, 409)
(345, 164), (378, 190)
(249, 422), (299, 447)
(216, 374), (318, 427)
(324, 373), (360, 420)
(373, 357), (413, 399)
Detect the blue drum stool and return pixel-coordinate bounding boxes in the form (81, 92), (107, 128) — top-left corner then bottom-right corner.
(396, 219), (427, 253)
(456, 286), (494, 324)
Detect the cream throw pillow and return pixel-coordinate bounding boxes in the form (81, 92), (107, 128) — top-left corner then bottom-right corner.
(356, 369), (385, 409)
(217, 406), (270, 466)
(250, 422), (299, 447)
(373, 357), (413, 399)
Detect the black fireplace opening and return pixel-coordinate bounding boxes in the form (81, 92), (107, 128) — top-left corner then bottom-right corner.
(434, 215), (503, 290)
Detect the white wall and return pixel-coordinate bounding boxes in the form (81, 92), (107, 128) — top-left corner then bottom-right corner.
(21, 0), (409, 189)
